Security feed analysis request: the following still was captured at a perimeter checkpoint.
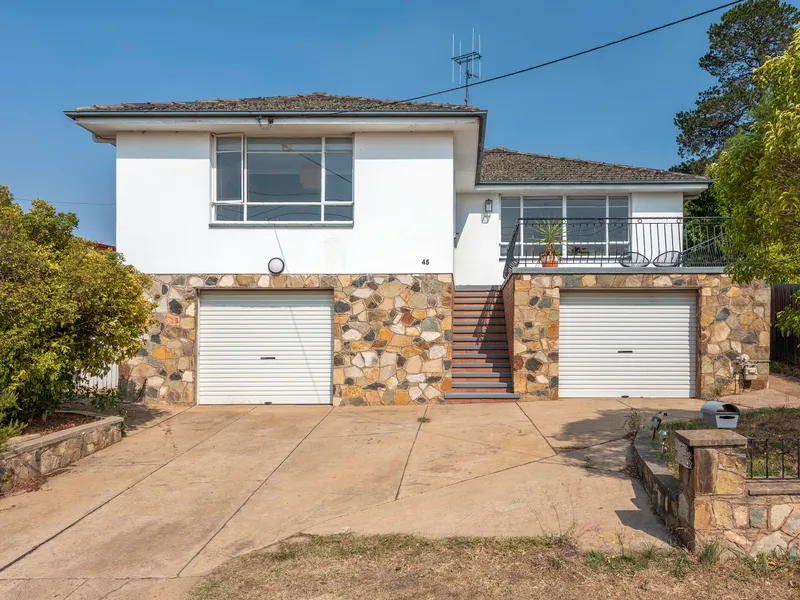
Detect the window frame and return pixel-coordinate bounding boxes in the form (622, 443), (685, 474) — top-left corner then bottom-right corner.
(499, 194), (631, 260)
(210, 135), (354, 227)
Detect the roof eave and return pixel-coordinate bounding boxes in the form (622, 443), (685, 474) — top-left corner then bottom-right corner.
(64, 109), (487, 119)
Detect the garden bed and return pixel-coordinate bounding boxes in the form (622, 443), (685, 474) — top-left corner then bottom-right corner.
(17, 412), (99, 438)
(0, 411), (123, 495)
(654, 407), (800, 478)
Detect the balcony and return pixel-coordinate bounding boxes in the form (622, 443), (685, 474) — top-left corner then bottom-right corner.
(503, 217), (730, 277)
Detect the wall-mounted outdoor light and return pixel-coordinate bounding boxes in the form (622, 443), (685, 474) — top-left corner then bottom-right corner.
(268, 257), (285, 275)
(484, 198), (493, 215)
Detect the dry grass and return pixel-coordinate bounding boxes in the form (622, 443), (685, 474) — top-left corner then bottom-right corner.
(188, 534), (799, 600)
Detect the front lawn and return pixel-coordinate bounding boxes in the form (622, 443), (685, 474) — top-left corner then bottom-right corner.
(655, 407), (800, 477)
(189, 533), (799, 600)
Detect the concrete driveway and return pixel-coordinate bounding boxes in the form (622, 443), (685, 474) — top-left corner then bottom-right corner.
(2, 385), (799, 600)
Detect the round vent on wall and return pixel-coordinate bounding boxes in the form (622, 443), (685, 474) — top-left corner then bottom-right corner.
(268, 257), (285, 275)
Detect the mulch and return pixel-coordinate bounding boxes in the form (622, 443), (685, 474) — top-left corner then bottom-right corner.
(22, 413), (98, 437)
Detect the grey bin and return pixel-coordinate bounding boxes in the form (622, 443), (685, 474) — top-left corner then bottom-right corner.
(700, 401), (740, 429)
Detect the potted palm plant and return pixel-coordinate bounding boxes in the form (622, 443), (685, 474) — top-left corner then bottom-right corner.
(533, 221), (563, 267)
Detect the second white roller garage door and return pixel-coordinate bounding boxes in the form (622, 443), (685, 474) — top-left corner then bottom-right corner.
(559, 290), (697, 398)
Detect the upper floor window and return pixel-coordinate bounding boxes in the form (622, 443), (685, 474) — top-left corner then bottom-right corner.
(213, 137), (353, 224)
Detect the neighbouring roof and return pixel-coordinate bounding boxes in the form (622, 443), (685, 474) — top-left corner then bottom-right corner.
(479, 148), (710, 183)
(71, 92), (482, 113)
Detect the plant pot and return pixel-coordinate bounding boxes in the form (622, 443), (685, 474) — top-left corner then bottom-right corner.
(541, 259), (560, 268)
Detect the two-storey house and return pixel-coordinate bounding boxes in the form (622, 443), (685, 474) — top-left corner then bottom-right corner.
(66, 93), (770, 406)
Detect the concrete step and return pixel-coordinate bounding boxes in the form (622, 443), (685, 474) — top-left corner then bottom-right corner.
(452, 352), (510, 360)
(452, 381), (512, 391)
(453, 333), (508, 340)
(444, 392), (521, 401)
(453, 342), (509, 350)
(444, 398), (519, 404)
(451, 319), (507, 327)
(452, 371), (511, 378)
(451, 362), (511, 369)
(453, 298), (504, 305)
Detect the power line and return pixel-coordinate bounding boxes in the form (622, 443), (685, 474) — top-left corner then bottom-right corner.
(331, 0), (745, 114)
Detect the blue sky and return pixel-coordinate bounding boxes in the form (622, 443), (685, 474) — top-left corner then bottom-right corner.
(2, 0), (796, 244)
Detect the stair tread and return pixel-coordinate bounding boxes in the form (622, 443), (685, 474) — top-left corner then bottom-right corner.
(451, 362), (510, 368)
(452, 381), (511, 388)
(452, 372), (512, 378)
(453, 353), (510, 358)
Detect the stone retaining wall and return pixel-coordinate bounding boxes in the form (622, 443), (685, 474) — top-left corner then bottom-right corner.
(635, 429), (800, 557)
(633, 431), (682, 536)
(503, 272), (770, 399)
(124, 274), (453, 406)
(0, 413), (123, 494)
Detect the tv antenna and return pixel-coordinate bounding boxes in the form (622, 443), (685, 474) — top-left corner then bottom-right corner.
(452, 29), (482, 105)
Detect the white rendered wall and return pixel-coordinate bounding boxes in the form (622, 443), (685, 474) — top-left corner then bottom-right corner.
(454, 192), (503, 286)
(630, 191), (685, 259)
(454, 190), (686, 285)
(116, 131), (455, 274)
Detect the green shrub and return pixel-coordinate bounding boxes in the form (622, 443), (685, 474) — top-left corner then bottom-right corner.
(0, 185), (153, 426)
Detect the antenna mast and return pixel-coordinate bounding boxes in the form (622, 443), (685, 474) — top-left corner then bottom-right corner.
(451, 29), (482, 105)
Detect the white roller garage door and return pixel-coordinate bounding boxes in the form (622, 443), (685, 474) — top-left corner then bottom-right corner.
(198, 291), (333, 404)
(559, 290), (696, 398)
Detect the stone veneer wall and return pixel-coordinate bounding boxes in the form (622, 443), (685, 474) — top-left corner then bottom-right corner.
(503, 272), (770, 400)
(123, 274), (453, 406)
(673, 430), (800, 557)
(1, 413), (123, 494)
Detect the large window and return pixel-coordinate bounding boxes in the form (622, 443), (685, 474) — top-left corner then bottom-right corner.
(213, 137), (353, 224)
(500, 195), (630, 259)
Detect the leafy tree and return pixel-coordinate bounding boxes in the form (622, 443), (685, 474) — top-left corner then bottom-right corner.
(676, 0), (799, 161)
(709, 30), (800, 334)
(672, 0), (798, 217)
(0, 185), (153, 424)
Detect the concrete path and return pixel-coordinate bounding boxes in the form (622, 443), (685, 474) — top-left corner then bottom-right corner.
(1, 384), (796, 600)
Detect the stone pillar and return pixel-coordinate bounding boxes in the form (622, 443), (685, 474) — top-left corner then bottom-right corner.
(675, 429), (747, 551)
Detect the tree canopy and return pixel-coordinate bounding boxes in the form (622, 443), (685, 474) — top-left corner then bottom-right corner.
(0, 185), (153, 423)
(709, 29), (800, 333)
(675, 0), (799, 163)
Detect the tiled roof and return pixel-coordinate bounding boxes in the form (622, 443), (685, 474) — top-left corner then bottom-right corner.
(72, 92), (481, 113)
(480, 148), (710, 183)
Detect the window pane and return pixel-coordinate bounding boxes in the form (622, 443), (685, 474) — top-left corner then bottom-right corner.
(247, 153), (321, 202)
(217, 137), (241, 152)
(215, 204), (243, 221)
(500, 197), (521, 243)
(566, 197), (605, 219)
(216, 151), (242, 201)
(608, 220), (629, 242)
(246, 204), (321, 222)
(326, 138), (353, 152)
(247, 138), (322, 152)
(609, 243), (631, 258)
(522, 197), (562, 221)
(325, 204), (353, 222)
(325, 152), (353, 202)
(609, 196), (629, 219)
(567, 197), (605, 243)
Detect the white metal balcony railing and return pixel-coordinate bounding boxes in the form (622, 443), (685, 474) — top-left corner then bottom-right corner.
(502, 217), (730, 277)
